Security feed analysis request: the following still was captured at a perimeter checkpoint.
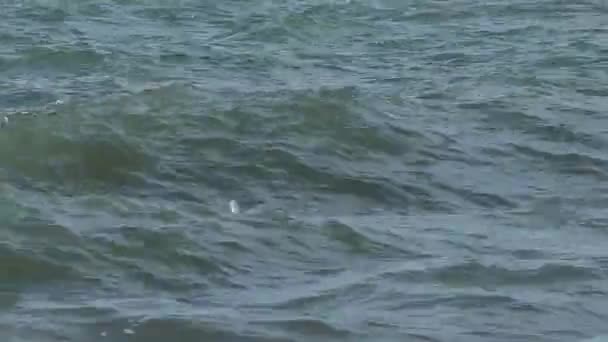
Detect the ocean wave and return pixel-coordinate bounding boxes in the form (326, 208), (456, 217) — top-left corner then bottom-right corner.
(0, 110), (154, 193)
(11, 46), (108, 73)
(510, 143), (608, 180)
(0, 242), (80, 286)
(80, 315), (293, 342)
(432, 261), (600, 287)
(2, 0), (608, 340)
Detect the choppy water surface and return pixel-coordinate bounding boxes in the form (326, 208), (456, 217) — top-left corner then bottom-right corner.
(1, 0), (608, 341)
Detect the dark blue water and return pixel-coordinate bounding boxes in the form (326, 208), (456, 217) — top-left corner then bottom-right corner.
(1, 1), (608, 341)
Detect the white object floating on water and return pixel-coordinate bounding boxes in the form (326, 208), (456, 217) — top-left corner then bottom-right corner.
(100, 331), (107, 337)
(55, 99), (64, 105)
(229, 200), (240, 214)
(123, 328), (135, 335)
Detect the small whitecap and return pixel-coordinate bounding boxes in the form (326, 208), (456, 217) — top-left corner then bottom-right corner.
(55, 99), (64, 105)
(100, 331), (107, 337)
(123, 328), (135, 335)
(229, 200), (240, 214)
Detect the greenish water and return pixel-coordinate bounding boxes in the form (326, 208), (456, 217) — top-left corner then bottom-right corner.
(1, 1), (608, 341)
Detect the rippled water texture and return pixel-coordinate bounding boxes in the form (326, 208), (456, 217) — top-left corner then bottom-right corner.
(1, 0), (608, 341)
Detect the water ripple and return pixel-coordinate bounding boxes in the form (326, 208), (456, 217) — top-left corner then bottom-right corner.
(2, 0), (608, 341)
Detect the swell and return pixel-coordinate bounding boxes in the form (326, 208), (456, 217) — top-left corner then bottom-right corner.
(0, 119), (153, 194)
(2, 2), (607, 341)
(0, 83), (203, 194)
(510, 143), (608, 180)
(0, 243), (76, 286)
(384, 260), (601, 287)
(6, 46), (108, 74)
(134, 86), (456, 214)
(0, 216), (108, 295)
(185, 84), (530, 216)
(77, 315), (296, 342)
